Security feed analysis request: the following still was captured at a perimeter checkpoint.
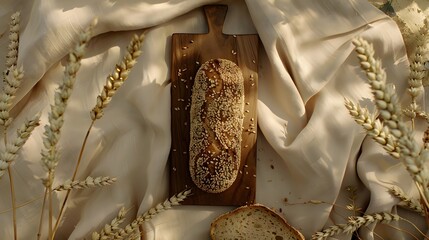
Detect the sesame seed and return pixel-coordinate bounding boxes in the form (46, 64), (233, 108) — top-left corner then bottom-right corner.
(183, 54), (187, 57)
(233, 35), (237, 37)
(245, 110), (250, 113)
(252, 59), (256, 64)
(253, 174), (256, 177)
(244, 164), (248, 168)
(251, 118), (254, 121)
(190, 40), (194, 43)
(172, 149), (177, 152)
(173, 167), (177, 171)
(182, 46), (188, 50)
(244, 145), (248, 148)
(246, 102), (250, 105)
(245, 186), (250, 189)
(196, 61), (200, 65)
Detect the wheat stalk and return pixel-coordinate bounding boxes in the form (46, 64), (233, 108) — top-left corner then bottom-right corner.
(312, 212), (400, 240)
(389, 185), (425, 216)
(92, 207), (129, 240)
(111, 189), (191, 239)
(38, 19), (97, 240)
(40, 19), (97, 184)
(352, 38), (429, 210)
(90, 33), (144, 120)
(54, 31), (146, 237)
(53, 176), (116, 191)
(344, 98), (400, 158)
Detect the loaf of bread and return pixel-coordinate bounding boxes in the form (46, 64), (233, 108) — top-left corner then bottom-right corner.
(210, 204), (305, 240)
(189, 58), (244, 193)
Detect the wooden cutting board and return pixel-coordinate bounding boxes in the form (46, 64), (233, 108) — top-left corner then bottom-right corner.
(169, 5), (259, 206)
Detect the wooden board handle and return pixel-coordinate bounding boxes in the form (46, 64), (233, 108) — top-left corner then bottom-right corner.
(204, 5), (228, 36)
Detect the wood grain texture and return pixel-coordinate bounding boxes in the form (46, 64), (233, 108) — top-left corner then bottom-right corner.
(169, 5), (259, 206)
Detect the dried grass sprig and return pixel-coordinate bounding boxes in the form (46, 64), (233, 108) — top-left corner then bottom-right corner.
(90, 33), (145, 120)
(345, 98), (400, 158)
(91, 207), (128, 240)
(389, 185), (424, 216)
(112, 189), (191, 239)
(5, 11), (20, 71)
(53, 176), (116, 191)
(0, 114), (40, 178)
(312, 212), (400, 240)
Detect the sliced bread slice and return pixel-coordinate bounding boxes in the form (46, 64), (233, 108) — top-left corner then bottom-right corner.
(210, 204), (304, 240)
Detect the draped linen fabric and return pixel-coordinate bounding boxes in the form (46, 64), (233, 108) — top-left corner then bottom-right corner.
(0, 0), (425, 239)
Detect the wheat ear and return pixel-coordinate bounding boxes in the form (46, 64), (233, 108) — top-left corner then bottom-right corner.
(40, 19), (97, 184)
(0, 66), (24, 129)
(4, 11), (20, 74)
(389, 185), (425, 216)
(38, 19), (96, 240)
(345, 98), (400, 158)
(403, 19), (429, 124)
(0, 114), (40, 177)
(112, 189), (191, 239)
(91, 207), (129, 240)
(53, 176), (116, 191)
(352, 38), (429, 209)
(312, 212), (400, 240)
(90, 33), (145, 120)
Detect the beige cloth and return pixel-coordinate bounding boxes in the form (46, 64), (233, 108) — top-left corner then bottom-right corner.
(0, 0), (424, 239)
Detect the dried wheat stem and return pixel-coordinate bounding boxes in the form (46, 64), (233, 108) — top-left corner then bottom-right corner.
(41, 19), (97, 184)
(312, 212), (400, 240)
(0, 114), (41, 178)
(37, 19), (96, 240)
(389, 185), (424, 215)
(91, 207), (129, 240)
(353, 38), (429, 208)
(112, 189), (191, 239)
(56, 32), (145, 237)
(54, 176), (116, 191)
(344, 98), (400, 158)
(4, 11), (20, 72)
(90, 33), (145, 120)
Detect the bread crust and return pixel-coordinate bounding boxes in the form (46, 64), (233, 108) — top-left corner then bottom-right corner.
(210, 204), (305, 240)
(189, 58), (244, 193)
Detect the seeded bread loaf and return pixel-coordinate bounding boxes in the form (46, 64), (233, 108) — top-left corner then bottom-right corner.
(189, 58), (244, 193)
(210, 204), (305, 240)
